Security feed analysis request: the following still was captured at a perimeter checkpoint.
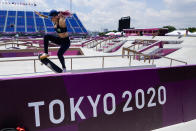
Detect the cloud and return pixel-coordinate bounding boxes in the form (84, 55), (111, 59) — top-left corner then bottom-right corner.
(16, 0), (50, 11)
(74, 0), (146, 31)
(2, 0), (196, 31)
(160, 0), (196, 27)
(163, 0), (196, 12)
(74, 0), (196, 31)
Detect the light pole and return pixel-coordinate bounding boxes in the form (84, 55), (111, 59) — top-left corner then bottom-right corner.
(70, 0), (72, 12)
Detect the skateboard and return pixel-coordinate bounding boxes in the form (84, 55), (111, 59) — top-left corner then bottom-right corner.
(38, 54), (63, 73)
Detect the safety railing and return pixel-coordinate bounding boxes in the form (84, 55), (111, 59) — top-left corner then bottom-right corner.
(0, 55), (137, 75)
(95, 37), (115, 51)
(126, 39), (157, 50)
(122, 48), (187, 66)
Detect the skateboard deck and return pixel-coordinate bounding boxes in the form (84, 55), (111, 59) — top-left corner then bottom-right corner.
(38, 54), (63, 73)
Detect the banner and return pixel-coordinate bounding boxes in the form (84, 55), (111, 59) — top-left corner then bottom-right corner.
(0, 65), (196, 131)
(0, 2), (36, 6)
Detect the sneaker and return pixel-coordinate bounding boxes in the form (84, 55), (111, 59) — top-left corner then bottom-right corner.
(40, 53), (49, 59)
(62, 68), (66, 73)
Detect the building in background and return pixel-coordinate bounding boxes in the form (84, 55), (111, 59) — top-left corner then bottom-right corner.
(103, 29), (108, 32)
(123, 28), (168, 36)
(118, 16), (131, 32)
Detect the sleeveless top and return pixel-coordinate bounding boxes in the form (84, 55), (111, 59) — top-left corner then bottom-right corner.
(54, 24), (67, 33)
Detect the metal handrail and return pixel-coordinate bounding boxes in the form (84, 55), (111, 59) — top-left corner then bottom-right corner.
(122, 47), (187, 66)
(0, 51), (188, 76)
(95, 37), (114, 50)
(0, 55), (134, 74)
(151, 54), (187, 65)
(127, 39), (157, 49)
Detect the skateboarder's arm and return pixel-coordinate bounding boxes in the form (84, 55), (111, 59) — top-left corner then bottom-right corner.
(58, 11), (72, 27)
(58, 12), (66, 28)
(35, 11), (49, 19)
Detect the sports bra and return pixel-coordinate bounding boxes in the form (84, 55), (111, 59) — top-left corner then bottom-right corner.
(54, 24), (67, 33)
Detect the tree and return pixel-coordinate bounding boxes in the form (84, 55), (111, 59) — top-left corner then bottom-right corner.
(99, 32), (106, 36)
(111, 30), (118, 33)
(187, 27), (196, 33)
(163, 26), (176, 33)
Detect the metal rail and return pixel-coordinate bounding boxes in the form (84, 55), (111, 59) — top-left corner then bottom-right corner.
(0, 55), (134, 74)
(0, 51), (188, 76)
(122, 48), (187, 66)
(126, 39), (157, 50)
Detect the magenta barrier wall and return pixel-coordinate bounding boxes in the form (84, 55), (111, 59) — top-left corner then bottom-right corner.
(0, 65), (196, 131)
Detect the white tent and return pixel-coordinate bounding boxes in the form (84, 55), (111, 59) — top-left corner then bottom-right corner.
(165, 30), (191, 36)
(106, 32), (115, 36)
(115, 32), (122, 36)
(189, 32), (196, 36)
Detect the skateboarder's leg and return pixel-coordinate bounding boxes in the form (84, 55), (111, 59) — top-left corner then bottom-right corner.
(40, 34), (60, 59)
(57, 37), (70, 71)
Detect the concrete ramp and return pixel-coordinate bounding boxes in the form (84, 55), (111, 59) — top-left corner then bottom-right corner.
(138, 41), (162, 53)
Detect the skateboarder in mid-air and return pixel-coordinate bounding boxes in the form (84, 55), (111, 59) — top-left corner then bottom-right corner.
(35, 10), (71, 72)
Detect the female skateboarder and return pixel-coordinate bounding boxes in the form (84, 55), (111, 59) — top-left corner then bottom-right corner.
(35, 10), (71, 72)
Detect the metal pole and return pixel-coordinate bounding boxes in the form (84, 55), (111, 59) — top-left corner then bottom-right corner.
(70, 0), (72, 12)
(122, 48), (124, 58)
(71, 58), (73, 70)
(129, 55), (131, 66)
(34, 60), (36, 73)
(152, 55), (154, 65)
(102, 57), (104, 68)
(170, 60), (172, 67)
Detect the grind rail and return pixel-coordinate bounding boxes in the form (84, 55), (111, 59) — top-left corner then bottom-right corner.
(122, 48), (187, 66)
(0, 55), (138, 75)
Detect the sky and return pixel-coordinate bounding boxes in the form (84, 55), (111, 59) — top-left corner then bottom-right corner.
(0, 0), (196, 31)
